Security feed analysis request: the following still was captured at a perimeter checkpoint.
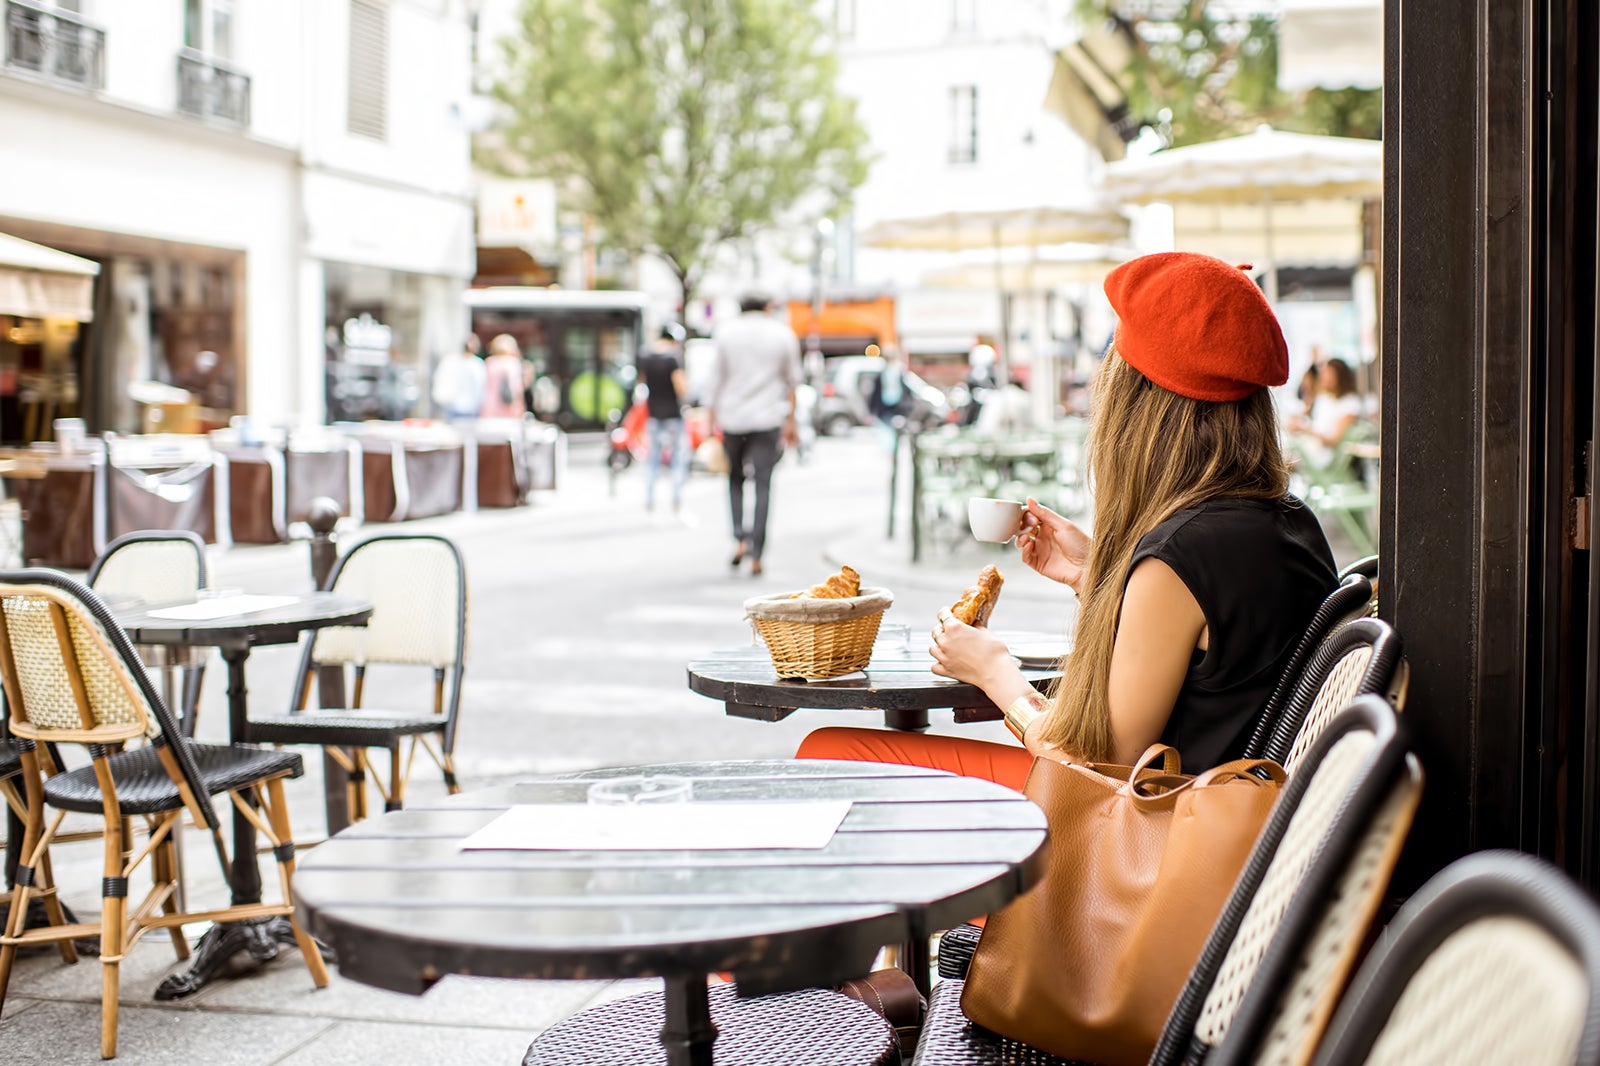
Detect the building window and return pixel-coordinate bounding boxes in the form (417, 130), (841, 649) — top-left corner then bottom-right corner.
(950, 0), (976, 33)
(184, 0), (233, 60)
(347, 0), (390, 141)
(948, 85), (978, 164)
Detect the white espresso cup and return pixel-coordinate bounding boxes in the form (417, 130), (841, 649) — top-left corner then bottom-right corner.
(968, 497), (1027, 542)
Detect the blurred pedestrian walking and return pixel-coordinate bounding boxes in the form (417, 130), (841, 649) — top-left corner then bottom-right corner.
(709, 293), (801, 576)
(482, 333), (529, 419)
(641, 322), (691, 511)
(432, 333), (487, 422)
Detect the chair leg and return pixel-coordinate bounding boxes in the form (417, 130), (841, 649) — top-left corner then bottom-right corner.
(346, 749), (369, 823)
(263, 778), (329, 989)
(99, 821), (126, 1060)
(36, 850), (77, 964)
(386, 744), (405, 813)
(151, 832), (189, 960)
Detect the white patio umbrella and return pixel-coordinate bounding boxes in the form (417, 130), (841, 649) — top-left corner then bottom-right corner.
(860, 205), (1129, 389)
(921, 245), (1133, 290)
(1101, 125), (1382, 301)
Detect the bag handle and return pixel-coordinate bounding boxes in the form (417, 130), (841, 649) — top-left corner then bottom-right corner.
(1192, 759), (1287, 789)
(1128, 744), (1183, 777)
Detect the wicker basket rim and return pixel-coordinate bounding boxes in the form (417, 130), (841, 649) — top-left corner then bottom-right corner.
(743, 586), (894, 622)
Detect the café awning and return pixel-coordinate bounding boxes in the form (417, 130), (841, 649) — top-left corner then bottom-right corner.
(0, 232), (100, 321)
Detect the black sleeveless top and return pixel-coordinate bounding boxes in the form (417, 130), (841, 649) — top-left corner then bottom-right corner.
(1130, 496), (1336, 772)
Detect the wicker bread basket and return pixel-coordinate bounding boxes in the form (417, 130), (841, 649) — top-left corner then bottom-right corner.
(744, 587), (894, 679)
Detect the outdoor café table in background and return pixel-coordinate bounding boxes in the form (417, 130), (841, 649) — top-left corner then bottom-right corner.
(293, 759), (1048, 1066)
(112, 589), (373, 999)
(688, 629), (1065, 732)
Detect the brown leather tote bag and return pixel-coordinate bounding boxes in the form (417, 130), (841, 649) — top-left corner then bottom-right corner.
(961, 745), (1285, 1066)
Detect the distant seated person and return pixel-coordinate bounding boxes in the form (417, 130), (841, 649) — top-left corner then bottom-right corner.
(1287, 356), (1365, 467)
(974, 374), (1034, 434)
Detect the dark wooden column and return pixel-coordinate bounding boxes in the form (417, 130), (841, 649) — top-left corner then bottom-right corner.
(1384, 0), (1598, 888)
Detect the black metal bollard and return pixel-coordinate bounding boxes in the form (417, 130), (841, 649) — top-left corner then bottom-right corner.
(307, 497), (353, 834)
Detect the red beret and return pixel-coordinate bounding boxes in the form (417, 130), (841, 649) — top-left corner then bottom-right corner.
(1103, 252), (1288, 402)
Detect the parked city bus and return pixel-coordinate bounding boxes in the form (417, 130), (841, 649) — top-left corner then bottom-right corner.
(464, 288), (648, 430)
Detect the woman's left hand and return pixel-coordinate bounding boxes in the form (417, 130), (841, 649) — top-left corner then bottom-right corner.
(929, 608), (1014, 690)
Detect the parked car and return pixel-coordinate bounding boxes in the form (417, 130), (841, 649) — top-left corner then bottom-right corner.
(814, 356), (950, 436)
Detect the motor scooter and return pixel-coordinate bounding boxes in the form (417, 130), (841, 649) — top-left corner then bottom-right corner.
(607, 401), (713, 483)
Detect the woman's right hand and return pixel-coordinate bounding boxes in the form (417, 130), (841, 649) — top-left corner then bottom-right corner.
(1017, 497), (1091, 594)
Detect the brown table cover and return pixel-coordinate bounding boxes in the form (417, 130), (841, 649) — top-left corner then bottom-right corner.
(107, 461), (217, 544)
(222, 447), (283, 544)
(362, 443), (463, 523)
(287, 447), (354, 524)
(3, 465), (97, 568)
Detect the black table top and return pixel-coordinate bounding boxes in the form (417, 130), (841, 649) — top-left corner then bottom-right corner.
(688, 631), (1064, 713)
(293, 759), (1047, 997)
(115, 592), (373, 650)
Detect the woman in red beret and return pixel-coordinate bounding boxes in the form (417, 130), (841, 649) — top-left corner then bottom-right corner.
(798, 252), (1338, 785)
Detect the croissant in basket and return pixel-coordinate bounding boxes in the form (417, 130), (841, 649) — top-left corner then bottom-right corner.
(950, 565), (1004, 628)
(798, 565), (861, 600)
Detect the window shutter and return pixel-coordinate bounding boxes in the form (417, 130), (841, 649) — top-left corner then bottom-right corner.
(347, 0), (389, 140)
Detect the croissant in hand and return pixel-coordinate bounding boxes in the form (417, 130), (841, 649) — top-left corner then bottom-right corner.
(950, 565), (1004, 627)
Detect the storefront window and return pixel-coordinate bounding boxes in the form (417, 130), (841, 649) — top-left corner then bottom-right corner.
(323, 262), (428, 423)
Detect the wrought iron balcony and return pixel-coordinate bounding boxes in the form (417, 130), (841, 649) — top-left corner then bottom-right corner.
(5, 0), (105, 90)
(176, 48), (250, 127)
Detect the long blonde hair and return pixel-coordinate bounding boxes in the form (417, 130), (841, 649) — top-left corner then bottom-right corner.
(1038, 351), (1290, 760)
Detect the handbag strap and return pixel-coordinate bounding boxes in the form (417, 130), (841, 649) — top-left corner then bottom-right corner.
(1192, 759), (1288, 788)
(1129, 744), (1183, 777)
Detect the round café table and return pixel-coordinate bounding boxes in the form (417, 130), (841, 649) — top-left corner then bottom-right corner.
(293, 759), (1048, 1066)
(112, 591), (373, 999)
(688, 630), (1066, 731)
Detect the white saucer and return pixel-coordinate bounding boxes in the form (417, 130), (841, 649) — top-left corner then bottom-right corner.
(1008, 641), (1070, 669)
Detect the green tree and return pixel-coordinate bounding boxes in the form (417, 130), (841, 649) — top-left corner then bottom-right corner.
(1078, 1), (1382, 147)
(489, 0), (870, 315)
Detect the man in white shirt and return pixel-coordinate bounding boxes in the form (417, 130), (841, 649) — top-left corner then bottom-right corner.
(709, 294), (801, 576)
(432, 334), (488, 421)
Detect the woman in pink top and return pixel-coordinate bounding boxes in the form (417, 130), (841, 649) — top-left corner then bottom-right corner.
(481, 334), (528, 418)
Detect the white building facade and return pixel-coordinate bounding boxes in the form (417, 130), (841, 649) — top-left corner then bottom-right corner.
(0, 0), (475, 434)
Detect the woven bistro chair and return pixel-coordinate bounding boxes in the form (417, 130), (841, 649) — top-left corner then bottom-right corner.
(241, 533), (467, 819)
(87, 530), (209, 734)
(910, 695), (1418, 1066)
(1310, 851), (1600, 1066)
(0, 569), (325, 1060)
(1261, 617), (1406, 773)
(1335, 555), (1380, 617)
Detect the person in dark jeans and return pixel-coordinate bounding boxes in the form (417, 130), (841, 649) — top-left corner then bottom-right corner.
(709, 294), (802, 576)
(639, 323), (690, 511)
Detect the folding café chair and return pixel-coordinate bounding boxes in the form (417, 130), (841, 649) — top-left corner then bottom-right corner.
(0, 569), (325, 1060)
(1311, 850), (1600, 1066)
(912, 695), (1419, 1066)
(87, 530), (209, 733)
(241, 533), (467, 820)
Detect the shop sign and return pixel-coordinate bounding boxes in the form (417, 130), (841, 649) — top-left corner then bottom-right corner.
(479, 178), (559, 254)
(343, 313), (392, 365)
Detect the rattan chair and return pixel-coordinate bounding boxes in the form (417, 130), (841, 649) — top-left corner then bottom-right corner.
(240, 533), (467, 819)
(911, 695), (1418, 1066)
(86, 530), (209, 734)
(1335, 555), (1380, 616)
(0, 569), (326, 1059)
(1310, 850), (1600, 1066)
(1263, 617), (1406, 772)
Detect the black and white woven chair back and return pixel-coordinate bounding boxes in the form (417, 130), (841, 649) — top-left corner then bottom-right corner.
(86, 530), (208, 608)
(1265, 617), (1404, 773)
(1311, 851), (1600, 1066)
(1153, 695), (1414, 1066)
(0, 568), (216, 830)
(1243, 572), (1375, 761)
